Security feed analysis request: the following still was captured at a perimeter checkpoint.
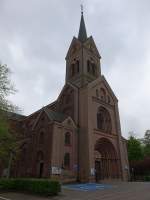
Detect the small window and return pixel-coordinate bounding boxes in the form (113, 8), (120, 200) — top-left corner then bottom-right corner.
(64, 153), (70, 168)
(65, 132), (71, 145)
(87, 60), (90, 72)
(22, 147), (27, 161)
(39, 131), (44, 144)
(107, 96), (111, 104)
(100, 88), (106, 101)
(92, 63), (96, 75)
(76, 60), (79, 73)
(71, 64), (75, 77)
(96, 89), (99, 97)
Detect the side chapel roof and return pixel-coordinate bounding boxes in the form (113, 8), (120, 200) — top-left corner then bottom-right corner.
(43, 107), (68, 123)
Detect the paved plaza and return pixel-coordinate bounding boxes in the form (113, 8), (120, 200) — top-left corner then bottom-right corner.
(0, 182), (150, 200)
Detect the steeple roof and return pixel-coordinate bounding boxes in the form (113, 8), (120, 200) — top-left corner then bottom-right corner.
(78, 11), (87, 42)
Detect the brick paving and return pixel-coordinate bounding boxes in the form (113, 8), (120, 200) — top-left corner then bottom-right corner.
(0, 182), (150, 200)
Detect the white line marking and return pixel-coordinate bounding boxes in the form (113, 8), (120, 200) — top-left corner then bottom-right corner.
(0, 196), (12, 200)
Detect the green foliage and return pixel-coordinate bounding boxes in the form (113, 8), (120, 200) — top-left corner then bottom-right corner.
(0, 64), (16, 112)
(143, 130), (150, 157)
(0, 112), (8, 134)
(0, 63), (18, 168)
(0, 110), (18, 167)
(0, 179), (61, 196)
(143, 130), (150, 145)
(143, 144), (150, 157)
(0, 63), (16, 137)
(0, 132), (17, 166)
(127, 136), (144, 161)
(144, 175), (150, 182)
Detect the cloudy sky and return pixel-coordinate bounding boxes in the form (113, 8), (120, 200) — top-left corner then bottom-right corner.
(0, 0), (150, 138)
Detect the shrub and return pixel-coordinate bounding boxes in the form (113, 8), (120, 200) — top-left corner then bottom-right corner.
(0, 179), (61, 196)
(144, 176), (150, 182)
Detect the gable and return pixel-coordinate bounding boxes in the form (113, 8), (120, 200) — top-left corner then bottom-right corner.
(88, 76), (118, 105)
(32, 108), (68, 130)
(62, 117), (77, 129)
(101, 76), (118, 102)
(57, 83), (75, 100)
(84, 36), (101, 58)
(56, 83), (77, 119)
(65, 37), (82, 60)
(31, 109), (49, 130)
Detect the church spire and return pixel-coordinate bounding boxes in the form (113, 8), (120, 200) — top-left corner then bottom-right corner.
(78, 5), (87, 43)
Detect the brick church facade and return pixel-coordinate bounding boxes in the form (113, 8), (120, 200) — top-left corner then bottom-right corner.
(9, 12), (129, 182)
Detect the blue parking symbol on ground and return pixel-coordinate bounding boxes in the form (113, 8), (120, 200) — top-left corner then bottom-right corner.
(63, 183), (113, 191)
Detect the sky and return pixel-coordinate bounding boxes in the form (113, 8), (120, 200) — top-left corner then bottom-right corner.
(0, 0), (150, 138)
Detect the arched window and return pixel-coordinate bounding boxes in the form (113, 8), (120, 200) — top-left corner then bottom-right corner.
(96, 89), (99, 97)
(107, 95), (111, 104)
(36, 151), (44, 178)
(100, 88), (106, 101)
(39, 131), (44, 144)
(87, 59), (97, 76)
(22, 147), (27, 162)
(64, 153), (70, 168)
(97, 106), (112, 134)
(65, 132), (71, 145)
(92, 63), (96, 75)
(71, 63), (75, 77)
(87, 60), (90, 72)
(76, 60), (79, 73)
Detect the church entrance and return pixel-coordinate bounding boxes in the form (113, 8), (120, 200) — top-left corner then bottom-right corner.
(95, 160), (101, 182)
(36, 151), (44, 178)
(94, 138), (120, 181)
(38, 162), (44, 178)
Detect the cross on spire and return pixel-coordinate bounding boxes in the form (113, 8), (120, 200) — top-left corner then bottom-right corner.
(81, 4), (83, 15)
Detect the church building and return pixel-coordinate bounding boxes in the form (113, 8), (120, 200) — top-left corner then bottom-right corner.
(11, 11), (129, 182)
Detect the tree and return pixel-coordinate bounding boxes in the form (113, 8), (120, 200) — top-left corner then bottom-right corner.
(0, 64), (17, 111)
(143, 130), (150, 145)
(127, 136), (144, 161)
(143, 130), (150, 157)
(0, 63), (18, 176)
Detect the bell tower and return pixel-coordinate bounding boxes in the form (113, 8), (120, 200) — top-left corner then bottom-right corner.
(65, 10), (101, 87)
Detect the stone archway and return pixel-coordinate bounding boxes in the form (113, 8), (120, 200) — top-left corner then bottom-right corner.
(94, 138), (120, 181)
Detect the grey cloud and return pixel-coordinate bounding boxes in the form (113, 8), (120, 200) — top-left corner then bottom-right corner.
(0, 0), (150, 138)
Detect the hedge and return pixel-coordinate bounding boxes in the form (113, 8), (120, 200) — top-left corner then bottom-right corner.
(144, 176), (150, 182)
(0, 179), (61, 196)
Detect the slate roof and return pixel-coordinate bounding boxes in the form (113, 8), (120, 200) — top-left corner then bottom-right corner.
(44, 107), (68, 122)
(78, 12), (87, 43)
(6, 111), (26, 121)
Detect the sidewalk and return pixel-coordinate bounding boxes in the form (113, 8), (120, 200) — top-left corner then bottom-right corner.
(0, 182), (150, 200)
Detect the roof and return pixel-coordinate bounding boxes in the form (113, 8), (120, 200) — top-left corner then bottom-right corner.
(78, 12), (87, 42)
(6, 111), (26, 121)
(44, 108), (68, 123)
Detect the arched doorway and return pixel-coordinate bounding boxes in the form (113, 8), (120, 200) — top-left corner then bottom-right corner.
(94, 138), (120, 181)
(36, 151), (44, 178)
